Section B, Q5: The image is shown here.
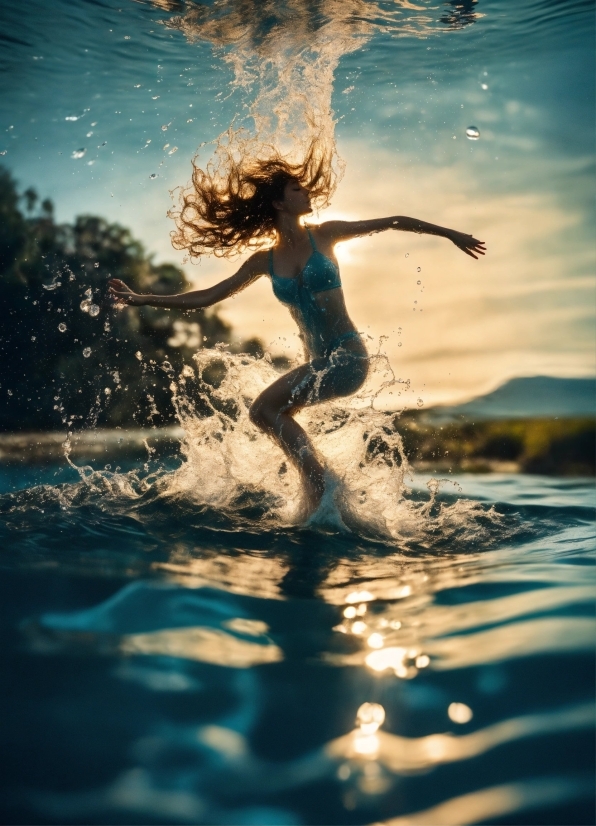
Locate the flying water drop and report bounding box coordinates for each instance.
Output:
[71,148,86,159]
[58,323,67,332]
[88,304,100,317]
[80,299,91,313]
[83,347,91,358]
[466,126,480,140]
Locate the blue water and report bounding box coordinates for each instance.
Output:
[1,0,595,822]
[0,457,594,824]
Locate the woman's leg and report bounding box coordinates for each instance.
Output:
[249,348,368,513]
[249,363,327,510]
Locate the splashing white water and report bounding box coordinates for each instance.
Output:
[163,0,450,168]
[154,346,501,542]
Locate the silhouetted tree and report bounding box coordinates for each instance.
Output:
[0,167,256,431]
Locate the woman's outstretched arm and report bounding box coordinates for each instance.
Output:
[108,251,268,309]
[319,217,486,259]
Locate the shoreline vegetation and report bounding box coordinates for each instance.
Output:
[0,167,271,434]
[0,415,593,477]
[1,168,593,477]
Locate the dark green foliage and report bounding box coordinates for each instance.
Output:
[0,167,251,431]
[397,414,595,476]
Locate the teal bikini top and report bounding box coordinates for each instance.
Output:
[269,228,342,357]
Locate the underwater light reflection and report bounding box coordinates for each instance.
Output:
[121,624,282,667]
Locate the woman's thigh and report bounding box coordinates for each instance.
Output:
[252,351,368,419]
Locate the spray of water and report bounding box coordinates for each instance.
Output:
[164,1,441,157]
[141,343,501,543]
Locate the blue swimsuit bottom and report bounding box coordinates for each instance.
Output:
[269,229,368,403]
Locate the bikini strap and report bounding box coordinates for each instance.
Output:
[306,227,317,251]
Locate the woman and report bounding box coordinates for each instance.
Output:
[109,150,485,515]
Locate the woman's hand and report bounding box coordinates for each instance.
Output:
[108,278,146,307]
[446,230,486,259]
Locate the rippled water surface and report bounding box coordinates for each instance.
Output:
[0,455,594,824]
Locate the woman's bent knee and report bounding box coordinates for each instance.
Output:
[249,397,278,430]
[249,395,292,432]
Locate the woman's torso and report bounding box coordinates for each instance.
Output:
[268,228,361,359]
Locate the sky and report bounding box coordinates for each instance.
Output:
[1,0,594,407]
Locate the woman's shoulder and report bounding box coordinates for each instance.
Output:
[243,248,270,274]
[305,221,345,242]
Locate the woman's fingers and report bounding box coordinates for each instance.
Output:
[108,278,130,290]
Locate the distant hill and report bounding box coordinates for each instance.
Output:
[429,376,596,421]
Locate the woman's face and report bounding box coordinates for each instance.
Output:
[276,180,312,216]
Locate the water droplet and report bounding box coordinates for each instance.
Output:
[152,96,160,100]
[161,124,168,131]
[94,262,99,268]
[86,131,94,138]
[88,304,100,317]
[168,146,178,155]
[31,335,36,341]
[149,173,157,179]
[466,126,480,140]
[0,151,7,156]
[417,280,421,285]
[124,35,131,40]
[417,267,421,272]
[398,342,402,346]
[417,398,424,407]
[481,83,488,90]
[104,387,111,395]
[80,299,91,313]
[83,347,91,358]
[71,148,86,159]
[187,118,193,123]
[405,253,409,258]
[135,351,143,361]
[85,288,92,298]
[65,115,80,122]
[58,323,67,332]
[162,143,170,150]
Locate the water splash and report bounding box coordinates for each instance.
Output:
[161,0,462,177]
[149,346,505,544]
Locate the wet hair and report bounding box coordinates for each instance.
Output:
[170,139,337,259]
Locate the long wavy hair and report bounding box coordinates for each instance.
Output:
[170,138,339,259]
